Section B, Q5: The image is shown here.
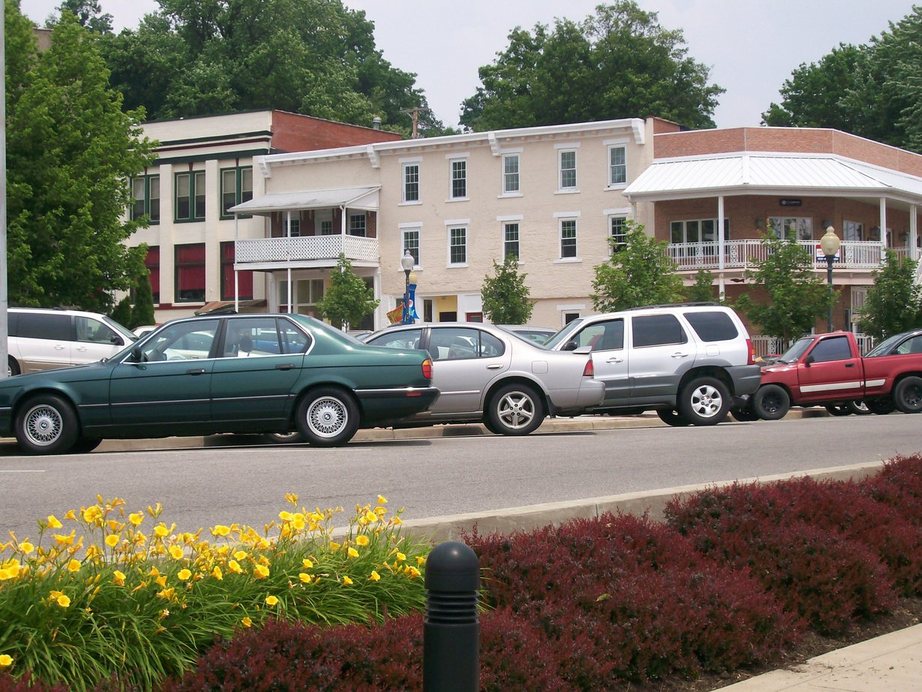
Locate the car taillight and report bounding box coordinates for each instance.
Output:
[746,338,756,366]
[421,358,433,380]
[582,358,594,377]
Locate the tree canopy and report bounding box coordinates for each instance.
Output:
[763,7,922,151]
[857,252,922,340]
[480,258,534,325]
[83,0,451,136]
[591,222,685,312]
[316,255,379,330]
[5,3,154,312]
[460,1,723,131]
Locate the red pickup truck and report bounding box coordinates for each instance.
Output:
[736,330,922,420]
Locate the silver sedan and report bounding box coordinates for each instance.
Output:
[364,322,604,435]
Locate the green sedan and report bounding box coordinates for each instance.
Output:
[0,314,438,454]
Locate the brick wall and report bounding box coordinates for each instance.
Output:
[271,110,402,152]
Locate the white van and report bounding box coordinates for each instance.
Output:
[7,308,137,375]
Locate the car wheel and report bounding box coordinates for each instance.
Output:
[15,394,80,455]
[678,377,731,425]
[893,376,922,413]
[8,357,20,377]
[657,408,691,426]
[71,437,102,453]
[866,398,896,415]
[729,407,760,422]
[481,416,501,435]
[752,384,790,420]
[824,403,852,416]
[848,401,871,415]
[296,388,360,447]
[487,383,545,435]
[262,431,305,444]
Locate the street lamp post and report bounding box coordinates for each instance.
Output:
[401,250,415,324]
[819,226,841,332]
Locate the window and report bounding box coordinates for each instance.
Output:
[809,336,852,363]
[145,246,160,304]
[174,243,206,303]
[632,314,687,347]
[320,220,333,235]
[608,145,626,186]
[843,219,864,241]
[502,154,520,194]
[504,222,520,261]
[768,216,812,241]
[349,214,367,237]
[559,150,577,191]
[560,219,577,259]
[450,159,467,199]
[221,317,310,357]
[610,216,627,253]
[671,219,730,244]
[427,327,505,361]
[571,319,624,351]
[369,329,423,351]
[220,166,253,218]
[402,162,420,202]
[12,313,72,340]
[448,226,467,265]
[683,311,738,342]
[402,228,420,265]
[131,175,160,223]
[284,218,301,237]
[175,171,206,222]
[278,279,324,315]
[76,316,119,344]
[141,319,219,362]
[220,241,254,301]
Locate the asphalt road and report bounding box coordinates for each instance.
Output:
[1,414,919,541]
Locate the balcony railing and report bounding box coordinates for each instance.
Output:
[235,235,379,267]
[667,239,886,272]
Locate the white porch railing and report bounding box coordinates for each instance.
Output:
[750,333,876,358]
[235,235,379,266]
[668,240,886,272]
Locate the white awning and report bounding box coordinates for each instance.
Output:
[624,153,922,203]
[229,186,380,215]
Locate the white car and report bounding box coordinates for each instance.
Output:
[365,322,604,435]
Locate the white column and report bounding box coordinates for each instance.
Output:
[717,195,726,301]
[880,197,888,247]
[911,205,918,261]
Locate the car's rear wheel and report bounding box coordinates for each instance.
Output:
[866,398,896,415]
[262,431,305,444]
[296,388,360,447]
[893,376,922,413]
[657,408,691,426]
[849,401,871,415]
[15,394,79,455]
[678,377,730,425]
[752,384,790,420]
[824,403,852,416]
[71,437,103,453]
[729,406,760,422]
[8,357,20,377]
[487,383,545,435]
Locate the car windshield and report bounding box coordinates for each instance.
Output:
[865,333,905,357]
[542,319,585,350]
[776,337,813,364]
[103,315,138,342]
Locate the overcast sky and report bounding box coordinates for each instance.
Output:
[18,0,919,129]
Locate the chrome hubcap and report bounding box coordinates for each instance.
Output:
[24,405,62,446]
[497,392,535,430]
[307,397,347,438]
[691,385,723,418]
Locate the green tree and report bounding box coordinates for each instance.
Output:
[316,255,379,330]
[686,269,716,303]
[99,0,449,136]
[460,1,723,131]
[55,0,112,33]
[5,7,154,312]
[130,262,157,329]
[111,295,133,328]
[481,257,534,324]
[591,222,684,312]
[734,235,835,347]
[857,251,922,340]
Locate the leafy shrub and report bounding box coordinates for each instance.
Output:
[863,454,922,528]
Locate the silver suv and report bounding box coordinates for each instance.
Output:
[7,308,136,376]
[543,304,760,425]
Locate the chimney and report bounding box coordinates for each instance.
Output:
[372,117,382,130]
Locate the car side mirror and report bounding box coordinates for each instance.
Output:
[804,354,814,367]
[572,345,592,355]
[129,346,144,363]
[112,335,123,345]
[562,340,579,352]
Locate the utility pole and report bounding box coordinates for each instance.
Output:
[402,106,430,139]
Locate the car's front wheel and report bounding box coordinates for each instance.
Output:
[657,408,691,426]
[729,406,760,422]
[752,384,790,420]
[893,376,922,413]
[678,377,730,425]
[866,398,896,415]
[296,388,360,447]
[487,383,545,435]
[15,394,80,455]
[8,357,20,377]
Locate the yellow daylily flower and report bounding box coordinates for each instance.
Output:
[177,569,192,581]
[241,616,253,628]
[377,495,388,504]
[211,566,223,580]
[395,552,406,563]
[228,560,244,575]
[18,541,35,555]
[265,595,279,606]
[369,570,381,582]
[50,591,71,608]
[154,524,171,538]
[284,492,299,506]
[46,515,63,529]
[347,547,360,559]
[298,572,312,584]
[254,564,270,579]
[233,550,248,561]
[128,512,144,526]
[341,575,353,586]
[168,545,184,560]
[156,587,175,600]
[0,654,12,668]
[329,541,341,551]
[354,535,370,547]
[113,570,126,586]
[302,558,314,569]
[66,559,81,573]
[105,535,119,548]
[405,566,421,579]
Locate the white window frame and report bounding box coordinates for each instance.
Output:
[501,153,521,196]
[556,214,579,261]
[446,220,469,267]
[348,213,367,237]
[498,214,523,262]
[557,148,578,192]
[448,156,468,200]
[843,219,864,241]
[607,144,627,187]
[401,223,421,267]
[609,215,628,254]
[768,216,812,241]
[401,160,421,204]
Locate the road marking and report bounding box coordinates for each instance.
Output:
[0,469,46,473]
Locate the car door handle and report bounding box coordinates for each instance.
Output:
[606,357,624,363]
[186,368,207,376]
[670,352,690,358]
[486,364,503,369]
[275,363,295,370]
[55,345,66,351]
[845,363,855,368]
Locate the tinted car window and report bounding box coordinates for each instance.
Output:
[368,329,423,350]
[893,335,922,355]
[632,314,686,347]
[76,316,121,344]
[427,327,504,361]
[223,317,281,357]
[279,320,311,354]
[683,311,738,342]
[809,336,852,363]
[479,331,504,357]
[141,320,219,361]
[12,313,73,340]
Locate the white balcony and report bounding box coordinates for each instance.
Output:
[235,235,379,270]
[667,239,887,272]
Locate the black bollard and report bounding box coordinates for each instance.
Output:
[423,540,480,692]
